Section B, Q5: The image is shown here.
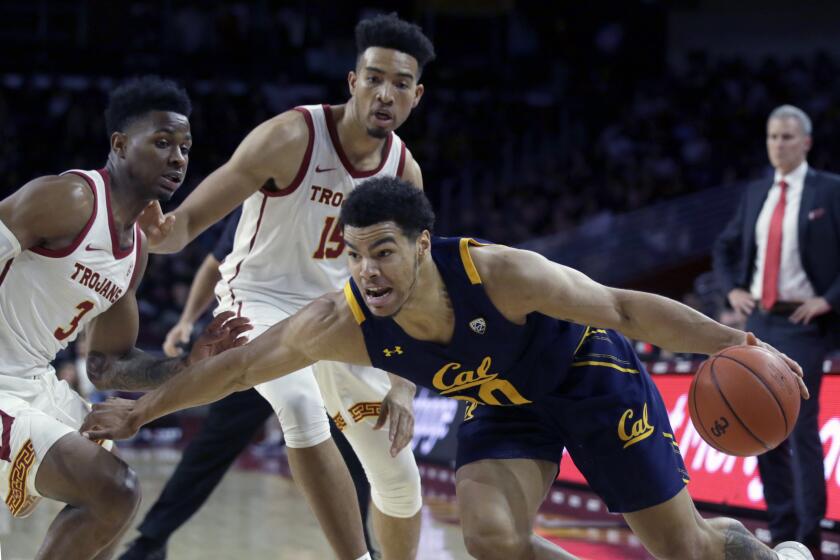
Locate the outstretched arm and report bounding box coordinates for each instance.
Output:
[473,245,807,396]
[86,239,251,390]
[82,293,370,439]
[143,111,310,253]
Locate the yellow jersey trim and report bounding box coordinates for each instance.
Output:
[459,238,488,285]
[343,282,366,325]
[573,326,591,355]
[571,360,639,374]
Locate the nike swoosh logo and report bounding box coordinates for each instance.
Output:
[315,165,336,173]
[85,244,107,252]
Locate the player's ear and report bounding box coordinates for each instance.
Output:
[110,132,128,158]
[411,83,424,109]
[417,230,431,257]
[348,70,357,96]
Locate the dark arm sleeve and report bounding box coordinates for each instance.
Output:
[211,207,241,261]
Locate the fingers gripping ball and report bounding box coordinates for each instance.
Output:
[688,345,801,456]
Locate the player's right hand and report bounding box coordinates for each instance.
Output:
[163,321,193,357]
[81,397,141,441]
[727,288,755,316]
[138,201,176,249]
[744,332,809,400]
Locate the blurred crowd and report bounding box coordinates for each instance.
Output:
[3,2,840,368]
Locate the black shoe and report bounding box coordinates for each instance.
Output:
[119,536,166,560]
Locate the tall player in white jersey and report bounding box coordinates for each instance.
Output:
[140,14,434,560]
[0,76,248,560]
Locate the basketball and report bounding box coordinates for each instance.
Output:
[688,345,801,457]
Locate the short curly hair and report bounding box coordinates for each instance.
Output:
[104,75,192,135]
[340,176,435,239]
[355,13,436,76]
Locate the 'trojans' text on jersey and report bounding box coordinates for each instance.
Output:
[70,263,124,303]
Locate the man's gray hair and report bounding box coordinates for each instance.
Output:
[768,104,812,136]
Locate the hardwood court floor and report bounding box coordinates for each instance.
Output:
[0,447,472,560]
[3,447,834,559]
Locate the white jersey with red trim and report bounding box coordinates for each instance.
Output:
[216,104,407,312]
[0,169,140,378]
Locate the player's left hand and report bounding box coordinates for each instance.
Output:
[789,297,831,325]
[375,380,416,457]
[744,332,809,400]
[81,397,141,441]
[186,311,253,366]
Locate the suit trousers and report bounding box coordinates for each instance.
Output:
[746,310,829,544]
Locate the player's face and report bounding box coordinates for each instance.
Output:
[116,111,191,202]
[348,47,425,139]
[344,222,427,317]
[766,116,811,175]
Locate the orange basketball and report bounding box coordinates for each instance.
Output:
[688,345,801,457]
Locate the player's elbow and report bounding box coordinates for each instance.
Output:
[86,364,115,391]
[85,352,117,390]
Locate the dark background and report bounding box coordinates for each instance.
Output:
[3,0,840,346]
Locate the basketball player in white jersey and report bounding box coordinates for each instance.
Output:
[0,76,248,559]
[140,14,434,560]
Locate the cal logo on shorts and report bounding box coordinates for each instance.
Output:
[617,402,654,449]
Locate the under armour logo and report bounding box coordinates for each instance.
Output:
[383,346,403,357]
[469,318,486,335]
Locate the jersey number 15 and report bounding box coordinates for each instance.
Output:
[313,216,345,259]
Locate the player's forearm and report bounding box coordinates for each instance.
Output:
[148,214,191,254]
[613,289,745,355]
[87,349,188,391]
[127,347,248,430]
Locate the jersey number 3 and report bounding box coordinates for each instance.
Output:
[54,300,95,341]
[313,216,345,259]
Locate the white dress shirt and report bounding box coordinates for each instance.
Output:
[750,160,816,302]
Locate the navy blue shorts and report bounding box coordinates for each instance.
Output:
[456,327,689,513]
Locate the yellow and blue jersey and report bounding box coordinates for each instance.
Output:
[345,237,689,513]
[346,237,587,417]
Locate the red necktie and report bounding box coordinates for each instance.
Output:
[761,180,788,310]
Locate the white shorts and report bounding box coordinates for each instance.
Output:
[220,301,392,429]
[220,301,422,517]
[0,371,109,517]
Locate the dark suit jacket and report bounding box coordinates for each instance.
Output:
[713,166,840,326]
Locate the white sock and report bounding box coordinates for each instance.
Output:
[354,554,372,560]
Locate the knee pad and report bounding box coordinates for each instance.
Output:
[369,449,422,518]
[255,371,330,448]
[345,425,422,518]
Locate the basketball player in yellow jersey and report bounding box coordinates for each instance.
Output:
[86,178,814,560]
[138,14,434,560]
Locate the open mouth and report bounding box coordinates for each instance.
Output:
[159,173,182,191]
[372,110,393,124]
[364,286,393,306]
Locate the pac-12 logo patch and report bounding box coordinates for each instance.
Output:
[469,317,486,335]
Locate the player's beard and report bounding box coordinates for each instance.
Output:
[366,126,389,139]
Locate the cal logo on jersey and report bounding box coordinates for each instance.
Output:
[617,402,654,449]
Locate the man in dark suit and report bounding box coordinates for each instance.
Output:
[714,104,840,558]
